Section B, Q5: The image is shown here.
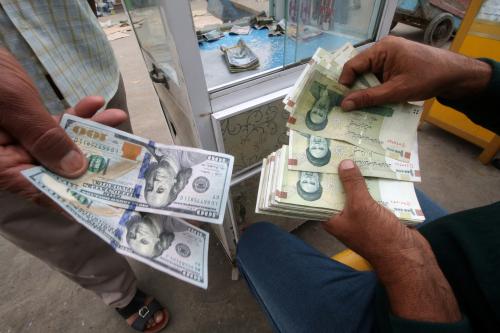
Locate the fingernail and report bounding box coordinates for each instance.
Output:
[340,160,355,170]
[343,100,356,111]
[60,150,86,174]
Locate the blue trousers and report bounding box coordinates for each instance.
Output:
[236,190,447,333]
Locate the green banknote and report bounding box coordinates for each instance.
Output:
[286,62,421,161]
[284,46,422,162]
[288,130,421,182]
[256,153,331,220]
[283,44,378,113]
[56,115,233,224]
[22,167,209,289]
[271,147,425,224]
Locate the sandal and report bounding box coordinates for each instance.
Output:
[116,289,169,333]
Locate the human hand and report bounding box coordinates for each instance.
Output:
[0,96,128,206]
[321,159,425,267]
[323,160,461,323]
[339,36,492,110]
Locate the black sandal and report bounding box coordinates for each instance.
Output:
[116,289,169,333]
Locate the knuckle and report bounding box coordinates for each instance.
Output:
[341,172,364,185]
[30,127,72,158]
[357,91,374,107]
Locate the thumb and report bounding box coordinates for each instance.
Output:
[28,121,87,178]
[322,160,370,236]
[338,160,372,205]
[340,80,401,111]
[0,50,86,177]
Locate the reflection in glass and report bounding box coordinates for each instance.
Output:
[192,0,384,90]
[127,1,180,85]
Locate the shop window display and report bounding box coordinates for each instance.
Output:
[192,0,384,90]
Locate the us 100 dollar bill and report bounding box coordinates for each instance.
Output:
[288,130,421,182]
[58,115,233,224]
[22,167,209,289]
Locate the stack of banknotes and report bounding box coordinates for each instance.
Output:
[256,43,425,225]
[221,39,260,72]
[22,115,234,288]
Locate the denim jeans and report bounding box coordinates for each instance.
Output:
[236,189,447,333]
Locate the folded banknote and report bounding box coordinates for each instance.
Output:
[284,45,422,162]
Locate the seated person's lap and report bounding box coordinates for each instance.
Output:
[237,191,445,332]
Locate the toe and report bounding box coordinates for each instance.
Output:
[154,310,164,324]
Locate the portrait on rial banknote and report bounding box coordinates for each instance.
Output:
[306,135,331,167]
[297,171,323,201]
[305,81,343,131]
[126,213,190,259]
[144,148,207,209]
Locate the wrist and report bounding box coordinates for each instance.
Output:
[372,232,433,285]
[439,57,492,100]
[371,231,462,323]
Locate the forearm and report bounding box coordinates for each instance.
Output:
[437,56,492,101]
[437,58,499,134]
[371,229,462,323]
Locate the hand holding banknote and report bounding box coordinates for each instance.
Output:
[322,159,427,267]
[323,159,462,323]
[0,80,127,206]
[338,36,492,110]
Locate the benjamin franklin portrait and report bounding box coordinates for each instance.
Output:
[126,213,189,259]
[296,171,323,201]
[306,135,331,167]
[305,82,343,131]
[143,148,206,209]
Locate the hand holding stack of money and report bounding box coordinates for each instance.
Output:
[22,115,234,288]
[256,43,425,225]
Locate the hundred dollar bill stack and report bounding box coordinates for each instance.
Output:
[256,43,426,225]
[21,115,235,288]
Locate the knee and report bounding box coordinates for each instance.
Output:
[237,222,281,261]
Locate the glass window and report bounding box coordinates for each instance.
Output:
[126,0,182,86]
[191,0,385,90]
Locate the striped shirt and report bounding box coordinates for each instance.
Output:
[0,0,119,114]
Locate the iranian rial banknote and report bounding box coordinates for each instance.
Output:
[221,39,259,72]
[257,147,425,224]
[255,155,331,220]
[288,130,421,182]
[283,45,379,114]
[22,167,209,289]
[284,46,422,162]
[58,115,233,224]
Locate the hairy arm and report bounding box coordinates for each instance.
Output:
[323,161,462,323]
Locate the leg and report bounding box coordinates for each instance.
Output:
[237,222,378,333]
[0,190,137,308]
[415,188,448,224]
